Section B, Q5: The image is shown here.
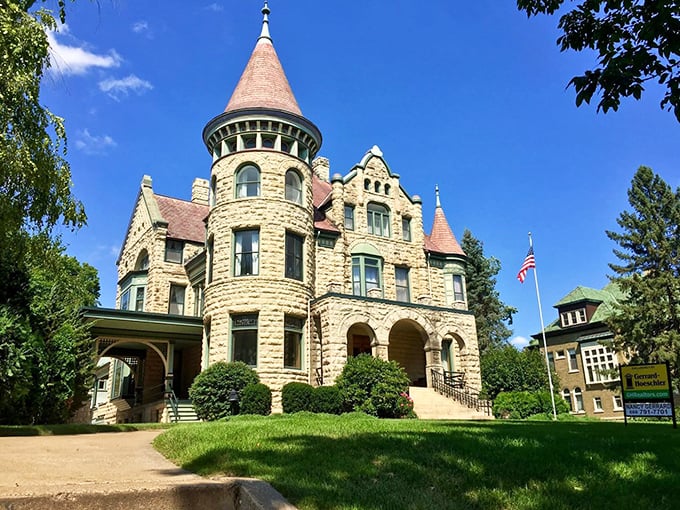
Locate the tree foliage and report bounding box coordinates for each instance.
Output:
[0,234,100,424]
[0,0,85,240]
[336,355,410,418]
[481,344,555,400]
[606,166,680,390]
[517,1,680,121]
[461,229,517,354]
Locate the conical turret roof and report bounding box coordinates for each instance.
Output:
[427,186,465,256]
[224,3,302,116]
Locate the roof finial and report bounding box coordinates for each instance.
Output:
[435,184,441,208]
[259,1,271,41]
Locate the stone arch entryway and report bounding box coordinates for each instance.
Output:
[388,319,427,386]
[346,323,376,357]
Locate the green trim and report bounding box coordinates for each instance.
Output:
[311,292,475,316]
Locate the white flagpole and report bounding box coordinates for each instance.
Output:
[529,232,557,420]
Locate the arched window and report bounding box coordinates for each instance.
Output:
[374,181,381,193]
[364,178,371,190]
[135,250,149,271]
[562,389,572,412]
[573,387,584,412]
[367,203,390,237]
[285,169,303,204]
[351,243,383,297]
[235,165,260,198]
[209,175,217,207]
[384,183,391,195]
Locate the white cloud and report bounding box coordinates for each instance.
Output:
[75,129,117,155]
[509,336,531,350]
[204,3,223,12]
[131,21,153,38]
[47,25,122,76]
[98,74,153,101]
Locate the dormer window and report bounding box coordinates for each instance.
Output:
[560,308,587,327]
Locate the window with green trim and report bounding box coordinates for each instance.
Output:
[234,229,259,276]
[344,205,355,230]
[235,165,260,198]
[285,170,303,204]
[284,316,304,369]
[285,232,303,280]
[395,267,410,302]
[352,255,382,296]
[231,313,258,366]
[367,203,390,237]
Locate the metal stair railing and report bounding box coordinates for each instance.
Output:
[431,369,493,416]
[164,383,180,423]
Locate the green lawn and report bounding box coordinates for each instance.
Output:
[153,413,680,510]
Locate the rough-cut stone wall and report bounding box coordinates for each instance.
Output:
[205,149,315,411]
[312,294,480,391]
[315,155,431,303]
[117,184,202,316]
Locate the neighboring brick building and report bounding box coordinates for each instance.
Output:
[84,4,480,422]
[532,283,626,419]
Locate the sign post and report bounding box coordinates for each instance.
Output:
[619,362,676,428]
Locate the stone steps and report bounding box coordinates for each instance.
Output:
[171,400,200,422]
[409,386,494,420]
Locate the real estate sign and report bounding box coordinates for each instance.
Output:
[619,362,676,428]
[621,363,671,400]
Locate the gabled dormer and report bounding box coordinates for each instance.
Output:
[552,284,621,329]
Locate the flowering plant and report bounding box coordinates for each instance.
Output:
[396,392,415,418]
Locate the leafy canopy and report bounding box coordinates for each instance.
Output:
[517,1,680,121]
[481,344,555,400]
[606,166,680,389]
[0,0,85,239]
[461,229,517,354]
[0,234,100,425]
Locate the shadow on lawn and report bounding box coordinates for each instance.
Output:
[179,420,680,510]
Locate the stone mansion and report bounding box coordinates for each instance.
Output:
[84,3,481,422]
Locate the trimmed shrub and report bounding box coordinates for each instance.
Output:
[336,354,410,418]
[240,383,272,416]
[311,385,343,414]
[282,382,314,413]
[493,390,568,419]
[189,361,259,421]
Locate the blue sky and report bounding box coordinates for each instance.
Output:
[43,0,679,349]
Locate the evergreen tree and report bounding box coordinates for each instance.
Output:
[606,166,680,390]
[461,229,517,354]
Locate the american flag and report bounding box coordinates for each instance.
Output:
[517,247,535,283]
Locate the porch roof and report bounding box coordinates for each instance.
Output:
[81,307,203,343]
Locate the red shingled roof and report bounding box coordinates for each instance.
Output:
[312,174,339,233]
[155,195,208,243]
[428,207,465,256]
[225,38,302,115]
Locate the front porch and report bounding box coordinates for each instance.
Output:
[83,307,204,424]
[311,292,481,391]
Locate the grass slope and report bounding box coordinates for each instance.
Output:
[154,413,680,510]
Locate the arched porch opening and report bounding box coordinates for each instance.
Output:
[388,319,427,387]
[440,334,465,372]
[346,323,375,358]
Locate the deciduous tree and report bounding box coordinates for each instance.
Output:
[461,229,517,354]
[606,166,680,390]
[0,0,85,240]
[0,235,99,425]
[517,1,680,121]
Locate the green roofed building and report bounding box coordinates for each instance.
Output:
[532,282,626,419]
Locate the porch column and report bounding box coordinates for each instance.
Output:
[372,329,389,360]
[424,336,443,387]
[165,342,175,394]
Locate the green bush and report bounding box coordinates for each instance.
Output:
[336,355,410,418]
[282,382,314,413]
[189,361,259,421]
[240,383,272,416]
[493,390,568,419]
[312,385,343,414]
[481,345,558,400]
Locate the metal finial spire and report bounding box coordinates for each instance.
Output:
[435,184,441,208]
[259,1,271,41]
